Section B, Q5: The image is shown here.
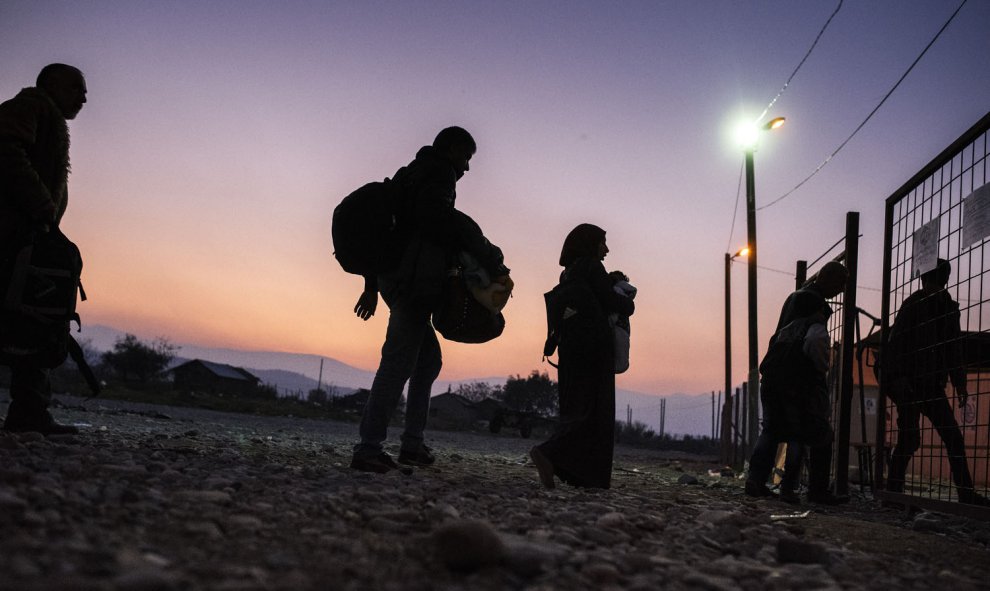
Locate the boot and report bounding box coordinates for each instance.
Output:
[3,400,78,436]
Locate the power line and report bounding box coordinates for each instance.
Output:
[725,161,745,252]
[755,0,844,124]
[758,0,969,211]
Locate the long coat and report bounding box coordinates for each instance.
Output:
[537,256,635,488]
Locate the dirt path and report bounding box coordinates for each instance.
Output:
[1,394,988,590]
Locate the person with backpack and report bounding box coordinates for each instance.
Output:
[348,126,510,473]
[530,224,635,489]
[884,259,988,506]
[744,261,848,505]
[1,64,88,435]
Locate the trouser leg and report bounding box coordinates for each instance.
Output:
[355,302,432,455]
[400,327,442,451]
[4,364,51,430]
[923,397,975,492]
[888,403,921,492]
[748,428,780,486]
[780,441,805,491]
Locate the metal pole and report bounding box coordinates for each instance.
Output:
[745,149,760,454]
[724,252,733,442]
[796,260,807,290]
[835,212,860,496]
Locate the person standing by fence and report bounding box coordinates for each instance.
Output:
[883,258,988,506]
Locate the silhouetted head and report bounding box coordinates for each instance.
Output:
[811,261,848,299]
[37,64,87,120]
[921,258,951,293]
[433,126,475,179]
[559,223,607,267]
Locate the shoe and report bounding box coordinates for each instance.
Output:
[529,446,555,489]
[398,444,435,467]
[807,491,850,505]
[350,452,403,474]
[958,491,990,506]
[3,409,78,436]
[778,488,802,505]
[744,480,774,498]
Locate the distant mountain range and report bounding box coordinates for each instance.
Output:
[78,324,716,437]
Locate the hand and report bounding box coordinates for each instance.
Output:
[354,290,378,321]
[957,387,969,408]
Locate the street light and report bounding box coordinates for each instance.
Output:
[741,116,785,454]
[723,246,748,465]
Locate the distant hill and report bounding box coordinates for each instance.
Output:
[80,324,716,437]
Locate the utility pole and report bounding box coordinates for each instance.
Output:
[316,358,324,393]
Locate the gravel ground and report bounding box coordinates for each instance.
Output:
[2,392,990,591]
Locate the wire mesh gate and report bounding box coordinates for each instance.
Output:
[879,112,990,518]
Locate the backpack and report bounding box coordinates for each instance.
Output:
[331,179,407,276]
[542,276,604,365]
[0,228,100,394]
[758,315,817,389]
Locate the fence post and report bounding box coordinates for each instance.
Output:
[835,212,860,496]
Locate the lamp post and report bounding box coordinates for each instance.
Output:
[740,116,785,453]
[723,247,748,465]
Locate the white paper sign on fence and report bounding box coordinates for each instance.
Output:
[911,218,940,279]
[963,183,990,249]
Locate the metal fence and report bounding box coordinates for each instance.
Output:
[795,212,861,496]
[879,112,990,518]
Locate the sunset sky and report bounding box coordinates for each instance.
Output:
[2,0,988,399]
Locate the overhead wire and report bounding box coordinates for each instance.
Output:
[755,0,844,124]
[725,161,744,252]
[758,0,970,211]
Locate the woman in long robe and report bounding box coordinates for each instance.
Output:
[530,224,635,489]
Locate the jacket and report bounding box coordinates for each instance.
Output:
[0,87,70,255]
[885,288,965,394]
[376,145,508,306]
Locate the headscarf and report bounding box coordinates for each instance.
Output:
[559,223,605,267]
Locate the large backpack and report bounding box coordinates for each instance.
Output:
[758,315,817,390]
[0,228,100,394]
[331,179,407,277]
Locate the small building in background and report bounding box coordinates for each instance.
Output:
[428,392,478,429]
[171,359,260,397]
[334,388,370,412]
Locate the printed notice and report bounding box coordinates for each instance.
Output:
[963,183,990,249]
[912,218,940,279]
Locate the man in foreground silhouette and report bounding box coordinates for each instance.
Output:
[350,127,510,473]
[0,64,88,435]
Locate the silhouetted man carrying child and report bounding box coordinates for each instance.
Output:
[745,261,848,505]
[350,127,510,473]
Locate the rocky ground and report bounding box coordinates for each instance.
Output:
[2,393,990,591]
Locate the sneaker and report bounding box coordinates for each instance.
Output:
[744,480,775,498]
[350,452,403,474]
[807,491,850,505]
[529,446,555,489]
[398,444,435,467]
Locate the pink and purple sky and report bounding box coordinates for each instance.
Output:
[2,1,988,398]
